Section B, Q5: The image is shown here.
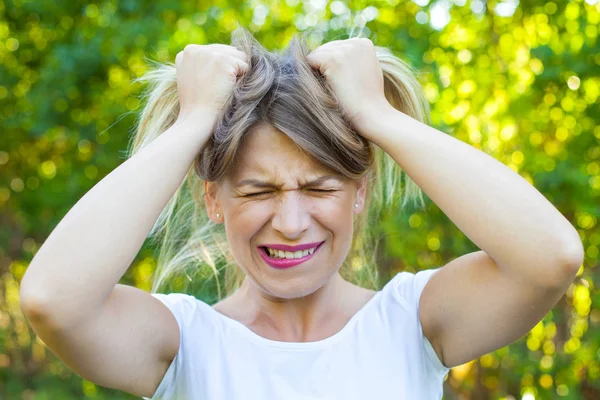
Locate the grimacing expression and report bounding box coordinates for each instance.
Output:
[204,122,367,300]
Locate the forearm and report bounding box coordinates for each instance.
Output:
[368,106,583,285]
[20,113,216,325]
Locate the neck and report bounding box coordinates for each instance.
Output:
[235,272,350,342]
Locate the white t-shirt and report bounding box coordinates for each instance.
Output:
[143,268,450,400]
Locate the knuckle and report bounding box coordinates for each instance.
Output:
[331,51,344,63]
[213,52,228,62]
[184,44,202,54]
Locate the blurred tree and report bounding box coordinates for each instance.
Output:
[1,0,598,399]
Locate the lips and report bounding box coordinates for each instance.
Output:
[258,241,325,269]
[259,241,325,252]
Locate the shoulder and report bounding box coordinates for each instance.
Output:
[151,292,216,327]
[150,292,223,355]
[151,292,198,311]
[385,267,443,311]
[385,268,451,374]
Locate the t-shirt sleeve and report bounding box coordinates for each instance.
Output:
[390,267,451,376]
[142,292,196,400]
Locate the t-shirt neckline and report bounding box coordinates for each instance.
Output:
[207,289,384,350]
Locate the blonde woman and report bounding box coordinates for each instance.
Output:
[20,27,583,399]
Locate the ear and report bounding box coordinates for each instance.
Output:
[353,175,368,214]
[204,180,222,223]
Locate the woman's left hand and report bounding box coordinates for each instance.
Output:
[306,38,390,139]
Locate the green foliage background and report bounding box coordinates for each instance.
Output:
[1,0,598,399]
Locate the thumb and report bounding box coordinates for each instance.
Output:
[306,51,328,76]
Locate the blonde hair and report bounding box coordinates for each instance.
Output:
[126,26,429,301]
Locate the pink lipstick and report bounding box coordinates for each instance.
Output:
[258,241,325,269]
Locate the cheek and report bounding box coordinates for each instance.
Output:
[315,197,354,216]
[224,203,273,243]
[307,200,355,235]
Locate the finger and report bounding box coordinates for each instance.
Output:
[312,39,344,50]
[305,51,328,74]
[234,49,249,62]
[232,57,250,77]
[222,48,249,64]
[184,44,247,61]
[209,44,249,59]
[238,61,250,76]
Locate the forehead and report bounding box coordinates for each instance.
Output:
[229,122,333,180]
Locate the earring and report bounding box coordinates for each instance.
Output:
[216,213,221,218]
[354,203,358,208]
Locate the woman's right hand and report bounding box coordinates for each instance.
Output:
[175,44,249,124]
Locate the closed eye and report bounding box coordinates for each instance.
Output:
[244,189,337,197]
[244,191,272,197]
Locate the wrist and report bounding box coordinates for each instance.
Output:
[170,110,219,150]
[176,108,219,129]
[351,100,398,144]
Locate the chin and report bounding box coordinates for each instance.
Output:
[263,280,321,300]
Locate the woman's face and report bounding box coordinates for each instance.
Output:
[204,122,367,300]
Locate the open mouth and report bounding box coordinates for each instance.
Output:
[258,241,325,269]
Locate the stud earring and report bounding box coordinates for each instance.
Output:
[354,203,358,208]
[216,213,221,218]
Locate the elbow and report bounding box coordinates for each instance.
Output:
[547,235,585,288]
[20,269,99,330]
[20,284,74,345]
[560,227,584,269]
[20,285,75,332]
[20,267,59,324]
[560,238,584,274]
[20,280,51,322]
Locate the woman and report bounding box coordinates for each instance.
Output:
[19,27,583,399]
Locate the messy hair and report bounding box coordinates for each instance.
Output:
[126,26,429,301]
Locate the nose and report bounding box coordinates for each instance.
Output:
[271,190,311,240]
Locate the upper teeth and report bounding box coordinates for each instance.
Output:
[265,247,317,259]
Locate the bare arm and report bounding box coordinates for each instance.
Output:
[363,105,583,369]
[20,114,213,323]
[305,37,583,369]
[19,112,216,397]
[368,106,583,285]
[18,42,249,397]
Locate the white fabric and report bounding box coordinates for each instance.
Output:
[143,268,450,400]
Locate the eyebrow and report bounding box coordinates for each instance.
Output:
[234,175,344,189]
